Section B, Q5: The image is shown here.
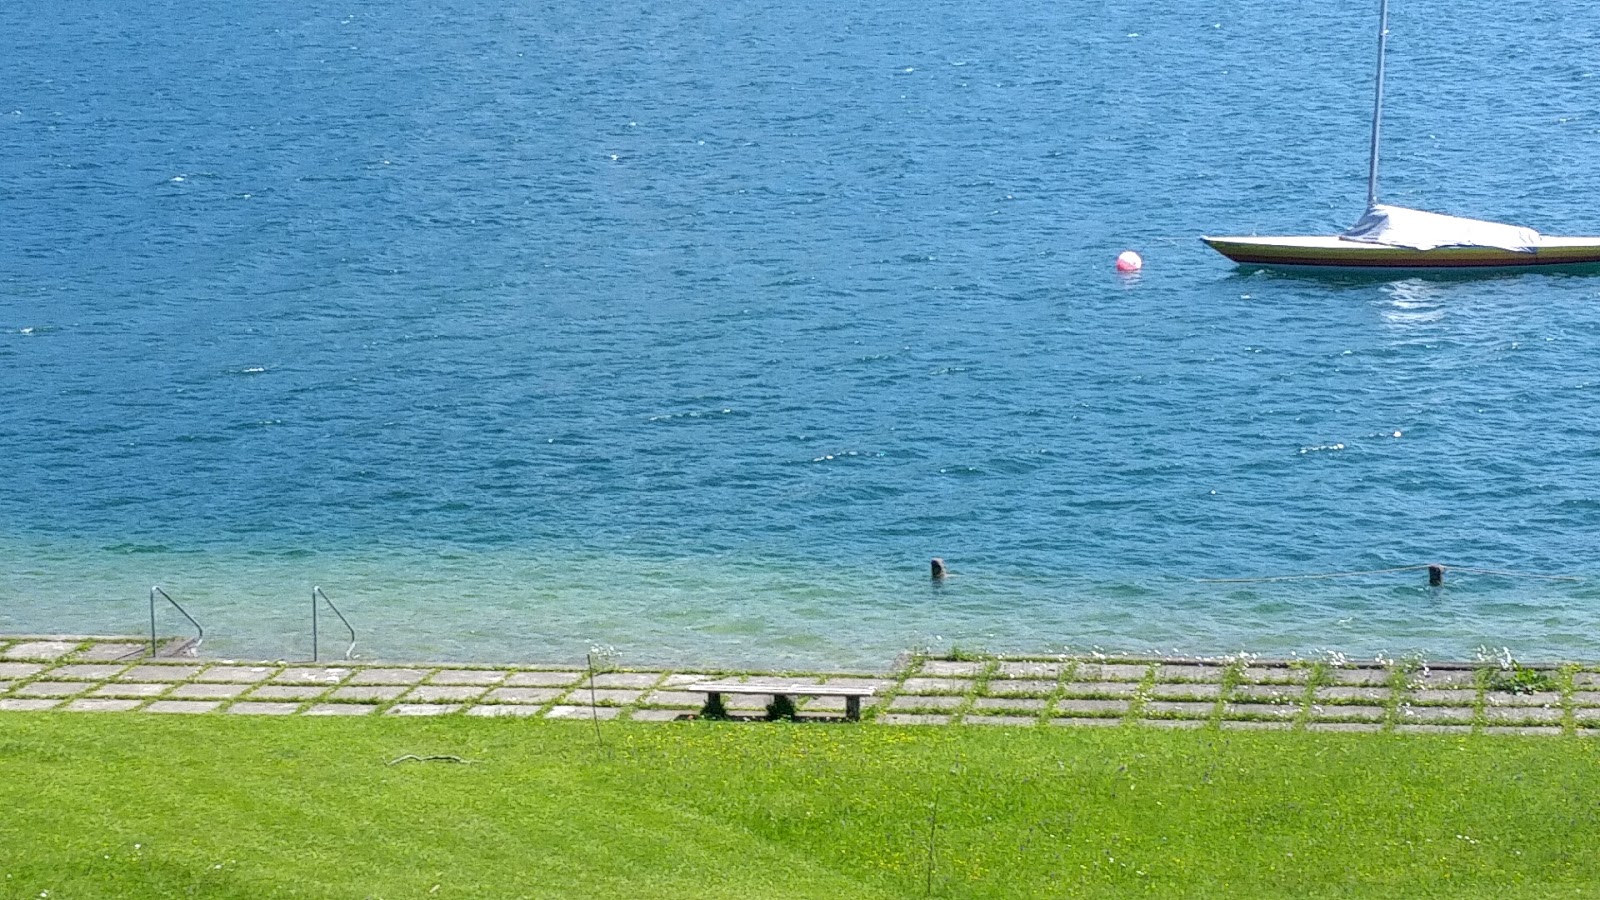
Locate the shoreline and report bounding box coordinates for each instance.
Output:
[2,633,1592,734]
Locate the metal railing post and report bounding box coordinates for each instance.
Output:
[149,586,203,656]
[311,585,356,662]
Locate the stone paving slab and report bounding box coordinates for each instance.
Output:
[583,672,659,689]
[1223,703,1297,720]
[1414,669,1477,688]
[899,678,971,695]
[1140,718,1207,729]
[1230,684,1302,703]
[994,661,1066,679]
[121,665,201,682]
[972,696,1046,713]
[195,666,277,683]
[1050,716,1123,728]
[1056,698,1127,716]
[1484,705,1563,724]
[229,702,302,716]
[1327,668,1391,685]
[0,698,62,711]
[429,669,507,686]
[305,703,378,716]
[66,698,144,712]
[1305,721,1384,732]
[169,683,249,699]
[51,664,128,680]
[986,679,1056,697]
[16,681,92,698]
[963,715,1037,727]
[1484,692,1561,707]
[74,642,146,662]
[248,685,327,701]
[889,695,963,711]
[878,713,951,725]
[1149,682,1222,700]
[1395,723,1475,734]
[1074,663,1149,681]
[2,641,78,661]
[1397,705,1476,724]
[146,701,221,714]
[1482,725,1564,736]
[627,708,690,722]
[1155,664,1226,682]
[0,681,10,693]
[1309,704,1386,722]
[1571,691,1600,706]
[1407,689,1475,705]
[348,668,428,685]
[641,690,702,707]
[1143,701,1214,718]
[545,705,620,720]
[1219,719,1293,730]
[388,704,461,716]
[331,685,409,702]
[92,683,170,698]
[0,663,45,679]
[407,685,488,703]
[1316,686,1391,703]
[1574,672,1600,688]
[274,667,351,685]
[919,661,985,677]
[504,671,583,687]
[1060,681,1140,698]
[483,687,564,704]
[577,688,646,705]
[1240,666,1306,684]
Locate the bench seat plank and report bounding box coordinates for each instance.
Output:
[687,682,875,697]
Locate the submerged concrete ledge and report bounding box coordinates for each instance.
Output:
[1,634,1594,734]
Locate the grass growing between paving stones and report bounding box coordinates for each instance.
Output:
[4,716,1600,899]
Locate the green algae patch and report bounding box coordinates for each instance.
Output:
[2,715,1599,898]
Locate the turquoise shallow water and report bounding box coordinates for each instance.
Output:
[4,0,1600,667]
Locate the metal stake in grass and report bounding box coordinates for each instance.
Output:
[586,653,604,752]
[924,795,938,897]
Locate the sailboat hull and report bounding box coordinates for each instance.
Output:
[1202,235,1600,273]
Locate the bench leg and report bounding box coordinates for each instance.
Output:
[845,695,861,722]
[700,691,728,720]
[766,693,797,721]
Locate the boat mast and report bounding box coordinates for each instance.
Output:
[1365,0,1389,210]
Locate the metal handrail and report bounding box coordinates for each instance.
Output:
[312,585,356,662]
[149,586,203,656]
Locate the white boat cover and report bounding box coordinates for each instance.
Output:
[1341,204,1541,252]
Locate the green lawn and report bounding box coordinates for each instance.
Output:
[3,715,1598,898]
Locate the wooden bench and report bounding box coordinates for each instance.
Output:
[688,681,875,722]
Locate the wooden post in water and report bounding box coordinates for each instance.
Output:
[930,558,947,580]
[1428,564,1444,587]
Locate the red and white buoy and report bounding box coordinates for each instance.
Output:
[1115,250,1143,273]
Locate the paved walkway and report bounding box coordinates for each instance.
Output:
[1,635,1595,734]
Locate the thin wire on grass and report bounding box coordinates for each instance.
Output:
[587,653,604,752]
[387,755,475,766]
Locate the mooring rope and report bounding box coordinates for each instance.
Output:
[1195,564,1583,584]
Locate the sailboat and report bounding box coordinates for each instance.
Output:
[1202,0,1600,273]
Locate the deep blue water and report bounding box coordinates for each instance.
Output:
[4,0,1600,667]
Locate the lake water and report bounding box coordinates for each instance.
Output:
[4,0,1600,668]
